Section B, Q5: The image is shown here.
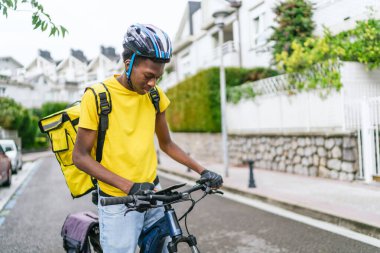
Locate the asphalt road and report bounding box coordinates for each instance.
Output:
[0,156,379,253]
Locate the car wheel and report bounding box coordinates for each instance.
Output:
[12,166,18,175]
[4,167,12,186]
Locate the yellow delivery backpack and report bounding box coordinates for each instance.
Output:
[38,82,161,198]
[38,82,112,198]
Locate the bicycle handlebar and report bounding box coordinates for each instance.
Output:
[100,181,219,207]
[100,195,134,206]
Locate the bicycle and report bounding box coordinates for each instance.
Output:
[100,179,223,253]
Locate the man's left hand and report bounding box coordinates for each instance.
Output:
[200,170,223,188]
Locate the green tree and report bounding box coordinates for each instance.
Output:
[0,97,40,148]
[270,0,315,63]
[40,101,68,117]
[0,97,24,129]
[18,109,39,148]
[0,0,67,37]
[275,18,380,95]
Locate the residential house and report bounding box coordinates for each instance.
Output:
[57,49,88,85]
[0,57,24,82]
[25,49,58,82]
[0,75,36,108]
[56,49,89,101]
[160,0,380,90]
[157,0,380,182]
[0,56,42,108]
[0,45,122,107]
[86,46,120,86]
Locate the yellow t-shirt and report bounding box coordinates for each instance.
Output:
[78,75,170,196]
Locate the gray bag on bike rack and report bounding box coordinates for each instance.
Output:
[138,216,170,253]
[61,211,102,253]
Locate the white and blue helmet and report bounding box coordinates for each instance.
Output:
[123,23,172,62]
[123,23,172,80]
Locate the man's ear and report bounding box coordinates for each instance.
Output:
[124,59,130,69]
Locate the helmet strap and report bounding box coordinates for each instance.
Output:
[125,53,136,91]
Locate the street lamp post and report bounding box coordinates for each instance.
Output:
[213,10,230,177]
[225,0,242,67]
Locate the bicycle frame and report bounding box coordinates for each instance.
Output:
[101,181,222,253]
[164,203,200,253]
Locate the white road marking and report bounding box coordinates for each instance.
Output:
[158,171,380,248]
[0,160,40,212]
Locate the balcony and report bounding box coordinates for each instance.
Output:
[205,40,239,68]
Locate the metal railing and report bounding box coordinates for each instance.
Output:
[212,40,236,59]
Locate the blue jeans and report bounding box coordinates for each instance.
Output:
[98,185,169,253]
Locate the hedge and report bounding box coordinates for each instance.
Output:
[165,67,278,132]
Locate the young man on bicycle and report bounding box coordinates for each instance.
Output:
[73,23,223,253]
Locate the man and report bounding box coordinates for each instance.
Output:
[73,23,223,253]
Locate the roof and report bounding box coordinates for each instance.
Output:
[71,49,88,63]
[0,57,23,68]
[101,46,120,62]
[38,49,55,63]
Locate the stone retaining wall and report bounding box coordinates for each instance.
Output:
[169,132,359,181]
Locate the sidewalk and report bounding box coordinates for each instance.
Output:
[157,152,380,239]
[22,150,52,163]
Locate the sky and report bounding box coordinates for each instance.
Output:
[0,0,191,66]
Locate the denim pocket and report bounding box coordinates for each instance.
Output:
[99,197,127,215]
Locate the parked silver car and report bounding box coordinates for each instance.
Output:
[0,139,22,174]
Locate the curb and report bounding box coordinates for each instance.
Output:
[22,151,53,163]
[158,165,380,240]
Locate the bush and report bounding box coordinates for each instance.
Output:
[276,18,380,94]
[0,97,25,130]
[243,67,279,82]
[18,109,40,149]
[40,101,69,117]
[166,67,279,132]
[0,99,68,149]
[0,97,43,149]
[270,0,315,63]
[227,67,279,103]
[166,68,221,132]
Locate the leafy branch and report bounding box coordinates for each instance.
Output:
[276,18,380,96]
[0,0,67,37]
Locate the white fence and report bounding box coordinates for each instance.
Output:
[227,62,380,182]
[356,98,380,182]
[227,62,380,133]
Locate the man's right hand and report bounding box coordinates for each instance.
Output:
[129,182,155,195]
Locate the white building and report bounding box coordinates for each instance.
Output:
[160,0,380,90]
[86,46,121,85]
[0,57,24,82]
[25,50,58,82]
[0,46,123,108]
[57,49,88,86]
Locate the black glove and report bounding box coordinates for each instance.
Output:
[129,182,155,195]
[200,170,223,188]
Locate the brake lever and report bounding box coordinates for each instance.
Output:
[124,195,155,215]
[214,190,224,195]
[206,187,224,195]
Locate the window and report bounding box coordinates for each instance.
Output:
[179,51,191,78]
[250,12,267,49]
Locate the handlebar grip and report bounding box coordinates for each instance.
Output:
[100,196,134,206]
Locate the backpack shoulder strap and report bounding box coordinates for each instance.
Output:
[85,82,112,163]
[149,87,160,113]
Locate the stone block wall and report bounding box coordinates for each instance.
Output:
[229,134,359,181]
[169,132,359,181]
[169,132,223,163]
